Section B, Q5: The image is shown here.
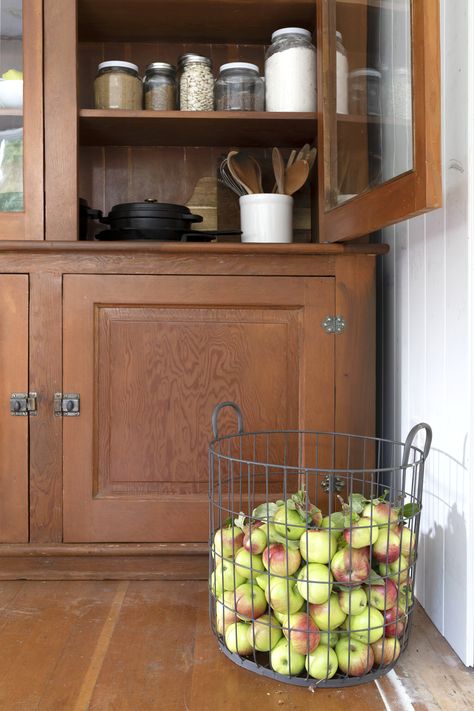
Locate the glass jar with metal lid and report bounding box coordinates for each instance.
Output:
[215,62,264,111]
[265,28,316,112]
[94,61,143,110]
[144,62,177,110]
[178,54,214,111]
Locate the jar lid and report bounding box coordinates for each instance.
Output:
[350,68,382,79]
[271,27,312,42]
[178,53,212,68]
[145,62,176,75]
[98,60,139,73]
[219,62,259,74]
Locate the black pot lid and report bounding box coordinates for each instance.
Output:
[107,200,201,220]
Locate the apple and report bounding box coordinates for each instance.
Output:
[248,613,283,651]
[338,587,368,616]
[2,69,23,81]
[234,582,267,620]
[305,645,338,680]
[270,637,306,676]
[362,502,399,527]
[399,526,416,559]
[384,607,407,638]
[310,593,347,630]
[273,506,305,540]
[296,563,333,604]
[330,547,370,584]
[213,526,244,560]
[243,527,267,555]
[335,638,374,676]
[344,517,379,549]
[372,529,401,564]
[300,530,337,564]
[318,630,340,648]
[234,548,265,579]
[367,579,398,611]
[210,560,245,595]
[215,591,238,635]
[371,637,401,666]
[262,543,301,576]
[379,555,409,585]
[266,578,305,615]
[225,622,253,655]
[321,515,344,533]
[281,612,320,654]
[273,609,287,625]
[343,606,384,644]
[255,572,274,591]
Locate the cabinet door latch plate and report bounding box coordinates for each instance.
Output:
[322,315,346,334]
[10,392,37,416]
[321,475,345,493]
[54,393,80,417]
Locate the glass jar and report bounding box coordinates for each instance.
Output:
[178,54,214,111]
[143,62,177,110]
[215,62,264,111]
[336,31,349,115]
[264,27,316,112]
[349,68,382,116]
[94,61,142,110]
[392,67,412,121]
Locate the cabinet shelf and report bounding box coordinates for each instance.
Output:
[79,110,317,147]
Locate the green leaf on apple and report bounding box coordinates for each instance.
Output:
[401,503,420,519]
[223,516,234,528]
[252,502,279,521]
[348,493,367,514]
[269,531,301,549]
[368,568,385,585]
[234,512,247,530]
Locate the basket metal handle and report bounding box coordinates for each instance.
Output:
[211,402,244,438]
[402,422,433,467]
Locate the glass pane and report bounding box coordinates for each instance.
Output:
[0,0,23,212]
[327,0,413,209]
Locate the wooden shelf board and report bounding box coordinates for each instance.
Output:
[79,110,317,147]
[78,0,316,43]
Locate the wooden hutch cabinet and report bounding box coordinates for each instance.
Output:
[0,0,440,578]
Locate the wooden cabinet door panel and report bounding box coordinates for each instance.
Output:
[0,275,28,541]
[63,275,335,542]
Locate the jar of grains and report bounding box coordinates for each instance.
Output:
[94,61,143,110]
[144,62,177,110]
[178,54,214,111]
[215,62,264,111]
[265,28,316,112]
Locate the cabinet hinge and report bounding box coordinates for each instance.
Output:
[54,393,80,417]
[321,315,346,334]
[10,392,38,416]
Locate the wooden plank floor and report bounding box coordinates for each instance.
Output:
[0,581,472,710]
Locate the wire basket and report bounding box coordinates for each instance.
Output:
[208,402,432,688]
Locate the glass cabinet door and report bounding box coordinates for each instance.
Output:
[0,0,43,240]
[317,0,441,242]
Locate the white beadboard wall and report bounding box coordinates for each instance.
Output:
[378,0,474,665]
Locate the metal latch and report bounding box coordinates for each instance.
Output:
[54,393,80,417]
[10,392,37,416]
[321,475,345,493]
[322,315,346,334]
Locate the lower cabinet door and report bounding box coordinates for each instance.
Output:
[62,275,335,542]
[0,275,29,542]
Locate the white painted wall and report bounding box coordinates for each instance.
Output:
[378,0,474,666]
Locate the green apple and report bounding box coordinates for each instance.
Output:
[273,506,305,540]
[210,559,245,595]
[234,582,267,620]
[399,526,416,559]
[213,526,244,561]
[270,637,305,676]
[215,591,238,635]
[266,578,304,614]
[296,563,333,604]
[335,637,374,676]
[343,606,384,644]
[234,547,265,579]
[305,645,338,680]
[225,622,253,655]
[243,526,267,555]
[371,637,401,666]
[248,613,282,651]
[318,630,340,648]
[379,554,409,585]
[299,529,337,564]
[344,517,379,548]
[338,587,368,615]
[309,593,346,630]
[272,608,287,625]
[2,69,23,81]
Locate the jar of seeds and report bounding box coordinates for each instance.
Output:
[178,54,214,111]
[94,61,143,110]
[144,62,177,110]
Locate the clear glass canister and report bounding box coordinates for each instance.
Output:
[336,31,349,115]
[178,54,214,111]
[265,27,316,112]
[144,62,177,110]
[349,68,382,116]
[215,62,264,111]
[94,61,143,110]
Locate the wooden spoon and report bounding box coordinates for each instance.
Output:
[227,151,253,194]
[244,154,264,193]
[296,143,310,163]
[286,149,297,170]
[285,159,310,196]
[307,147,317,170]
[272,147,285,195]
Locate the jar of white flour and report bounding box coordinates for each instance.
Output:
[265,28,316,112]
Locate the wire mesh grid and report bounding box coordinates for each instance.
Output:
[208,402,432,688]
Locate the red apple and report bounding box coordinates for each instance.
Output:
[367,579,398,611]
[243,526,267,554]
[282,612,320,654]
[234,582,267,620]
[344,518,379,549]
[330,547,371,584]
[213,526,244,560]
[266,578,305,615]
[384,607,406,638]
[371,637,401,666]
[362,502,399,526]
[262,543,301,576]
[248,613,283,651]
[215,591,238,635]
[335,638,374,676]
[372,529,401,564]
